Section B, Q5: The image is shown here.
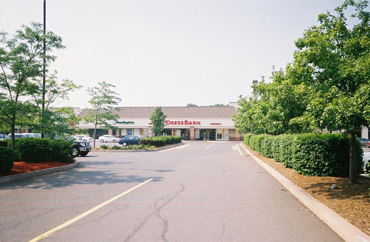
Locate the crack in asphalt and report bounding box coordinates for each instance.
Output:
[124,183,185,242]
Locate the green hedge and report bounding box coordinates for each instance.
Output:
[140,136,182,147]
[0,140,9,147]
[13,138,73,163]
[0,147,16,175]
[244,133,363,177]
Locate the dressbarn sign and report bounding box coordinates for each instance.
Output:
[166,120,201,125]
[149,120,201,126]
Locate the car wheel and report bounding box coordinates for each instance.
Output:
[366,162,370,173]
[123,142,127,147]
[113,139,117,143]
[72,147,79,157]
[100,139,104,143]
[80,152,88,157]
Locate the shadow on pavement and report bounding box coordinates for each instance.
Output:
[0,161,163,190]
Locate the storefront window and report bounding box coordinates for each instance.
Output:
[127,129,132,135]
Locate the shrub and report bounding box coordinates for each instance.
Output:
[260,135,275,158]
[0,147,16,175]
[244,134,253,146]
[276,134,295,168]
[0,140,9,147]
[100,145,109,149]
[244,132,362,177]
[139,136,181,147]
[111,145,122,150]
[292,133,363,176]
[50,139,74,163]
[15,138,52,163]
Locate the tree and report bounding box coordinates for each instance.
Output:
[84,81,121,148]
[0,22,64,148]
[27,71,82,137]
[233,72,312,135]
[288,0,370,183]
[150,106,167,136]
[186,103,198,107]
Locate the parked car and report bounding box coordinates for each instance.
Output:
[118,135,142,147]
[8,133,29,139]
[0,134,9,140]
[71,140,91,157]
[363,151,370,173]
[22,133,40,138]
[75,135,93,142]
[99,135,120,143]
[359,138,370,146]
[365,141,370,148]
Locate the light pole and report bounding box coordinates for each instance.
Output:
[41,0,46,138]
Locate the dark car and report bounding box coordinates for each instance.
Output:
[118,135,142,147]
[68,137,91,157]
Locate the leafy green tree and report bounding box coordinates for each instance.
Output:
[0,22,64,148]
[150,106,167,136]
[84,81,121,148]
[288,0,370,183]
[186,103,198,107]
[233,72,312,135]
[30,71,82,137]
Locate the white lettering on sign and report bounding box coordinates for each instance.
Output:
[165,120,201,125]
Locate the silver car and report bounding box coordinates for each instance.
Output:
[99,135,120,143]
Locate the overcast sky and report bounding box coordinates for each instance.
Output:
[0,0,351,108]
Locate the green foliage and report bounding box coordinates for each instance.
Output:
[15,138,52,163]
[260,135,276,158]
[0,22,64,149]
[244,133,363,177]
[49,139,74,163]
[292,133,363,177]
[237,1,370,183]
[150,107,167,136]
[140,136,181,147]
[111,145,122,150]
[100,145,109,149]
[0,140,9,147]
[84,81,121,148]
[243,134,253,146]
[12,138,73,163]
[0,147,16,175]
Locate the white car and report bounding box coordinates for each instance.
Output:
[99,135,120,143]
[363,151,370,173]
[75,135,93,142]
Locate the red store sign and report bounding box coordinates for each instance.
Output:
[165,120,201,125]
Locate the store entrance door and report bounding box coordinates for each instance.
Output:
[200,129,216,141]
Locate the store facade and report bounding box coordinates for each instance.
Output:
[76,106,242,141]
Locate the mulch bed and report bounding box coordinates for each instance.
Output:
[0,160,74,177]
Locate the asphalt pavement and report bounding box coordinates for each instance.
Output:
[0,141,344,241]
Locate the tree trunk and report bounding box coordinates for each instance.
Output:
[349,130,357,184]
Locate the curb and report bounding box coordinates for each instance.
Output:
[0,161,79,184]
[90,142,186,153]
[240,143,370,242]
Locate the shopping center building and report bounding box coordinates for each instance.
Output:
[76,106,243,141]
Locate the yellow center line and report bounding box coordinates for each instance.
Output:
[29,178,153,242]
[203,144,213,150]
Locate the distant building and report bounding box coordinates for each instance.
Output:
[76,106,243,141]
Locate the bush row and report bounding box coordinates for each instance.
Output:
[0,139,74,175]
[244,133,363,177]
[139,136,182,147]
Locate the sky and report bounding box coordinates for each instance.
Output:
[0,0,353,108]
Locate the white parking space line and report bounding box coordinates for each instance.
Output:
[203,144,213,150]
[28,178,153,242]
